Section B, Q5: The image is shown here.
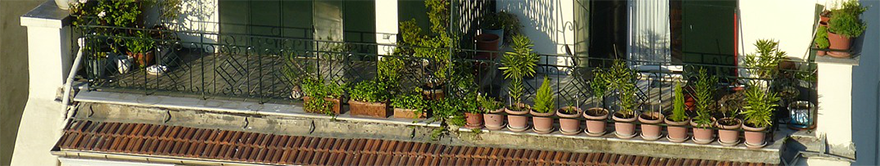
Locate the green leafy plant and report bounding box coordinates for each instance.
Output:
[97,0,143,28]
[815,26,830,49]
[156,0,182,24]
[396,19,423,56]
[829,0,867,38]
[425,0,449,34]
[301,77,344,99]
[590,68,609,107]
[718,90,745,119]
[391,92,429,115]
[414,33,453,84]
[124,30,155,54]
[670,82,687,122]
[533,77,555,113]
[477,94,502,112]
[692,67,718,127]
[609,60,637,117]
[497,11,522,42]
[377,56,404,85]
[349,79,388,103]
[743,39,786,86]
[500,35,538,104]
[742,85,780,128]
[304,96,335,116]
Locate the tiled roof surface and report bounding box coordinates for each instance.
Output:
[56,120,774,166]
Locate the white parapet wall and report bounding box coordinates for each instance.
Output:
[496,0,576,69]
[375,0,398,56]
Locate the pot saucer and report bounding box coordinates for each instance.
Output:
[614,131,638,139]
[744,141,768,149]
[465,124,484,129]
[560,129,581,135]
[692,137,715,144]
[508,124,530,132]
[485,123,507,130]
[533,127,556,134]
[719,139,741,147]
[640,133,664,141]
[666,135,690,143]
[584,130,606,137]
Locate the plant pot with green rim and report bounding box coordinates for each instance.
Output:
[827,0,867,58]
[584,107,609,136]
[391,93,428,119]
[557,106,582,135]
[479,95,505,130]
[531,77,556,134]
[505,103,531,132]
[717,118,742,146]
[638,111,664,141]
[348,80,391,118]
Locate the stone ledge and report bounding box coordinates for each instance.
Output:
[20,0,70,28]
[74,91,784,164]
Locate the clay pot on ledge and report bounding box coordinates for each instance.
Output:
[531,109,556,134]
[349,100,389,118]
[743,123,768,149]
[483,108,506,130]
[583,107,609,136]
[690,118,717,144]
[612,111,638,139]
[303,96,342,115]
[665,116,691,143]
[638,112,664,141]
[557,106,583,135]
[475,33,501,60]
[504,103,531,132]
[128,51,155,68]
[826,31,853,58]
[393,108,426,119]
[717,117,742,146]
[464,112,484,129]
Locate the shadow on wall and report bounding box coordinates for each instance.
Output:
[850,0,880,165]
[630,30,672,65]
[498,0,567,74]
[172,0,218,53]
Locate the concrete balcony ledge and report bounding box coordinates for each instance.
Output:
[74,90,785,164]
[20,0,70,28]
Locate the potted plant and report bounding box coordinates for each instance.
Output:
[414,34,452,101]
[638,105,664,141]
[820,10,831,27]
[609,60,638,139]
[460,92,484,129]
[124,30,155,68]
[666,82,690,143]
[391,90,428,119]
[743,39,786,91]
[691,68,717,144]
[742,85,779,149]
[348,79,390,118]
[584,68,610,136]
[479,94,506,130]
[827,0,867,57]
[301,78,344,116]
[480,12,504,46]
[717,90,745,146]
[499,34,538,132]
[557,103,582,135]
[531,77,556,134]
[815,26,830,56]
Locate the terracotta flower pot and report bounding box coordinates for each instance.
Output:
[820,15,830,27]
[505,103,531,132]
[483,108,506,130]
[128,51,155,67]
[465,112,484,129]
[476,34,501,60]
[557,106,583,135]
[531,109,556,134]
[302,96,342,115]
[717,118,742,146]
[665,117,691,143]
[743,123,768,149]
[349,100,389,118]
[583,108,609,136]
[816,45,827,56]
[393,108,426,119]
[612,112,637,139]
[690,118,717,144]
[827,31,852,58]
[638,112,664,141]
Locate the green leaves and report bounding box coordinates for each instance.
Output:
[829,0,867,38]
[743,85,779,128]
[609,60,636,116]
[533,77,555,113]
[477,94,502,112]
[301,77,344,99]
[692,67,717,127]
[670,82,687,122]
[391,92,428,114]
[124,30,155,54]
[425,0,450,34]
[590,68,609,100]
[743,39,786,81]
[815,26,830,49]
[500,35,538,103]
[349,79,389,103]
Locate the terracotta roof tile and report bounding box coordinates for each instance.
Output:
[55,120,774,165]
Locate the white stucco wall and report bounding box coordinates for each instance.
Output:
[375,0,398,56]
[496,0,576,69]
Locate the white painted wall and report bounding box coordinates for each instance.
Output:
[375,0,398,56]
[496,0,576,69]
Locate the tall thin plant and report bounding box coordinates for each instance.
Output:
[609,60,637,117]
[500,35,538,105]
[743,39,786,89]
[590,68,609,108]
[670,82,687,122]
[742,85,780,128]
[692,67,718,127]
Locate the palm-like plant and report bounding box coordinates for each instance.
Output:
[743,39,785,89]
[742,84,780,128]
[500,34,538,104]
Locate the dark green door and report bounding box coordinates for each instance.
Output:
[681,0,736,66]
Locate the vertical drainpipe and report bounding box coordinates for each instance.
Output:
[626,0,632,61]
[733,8,738,78]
